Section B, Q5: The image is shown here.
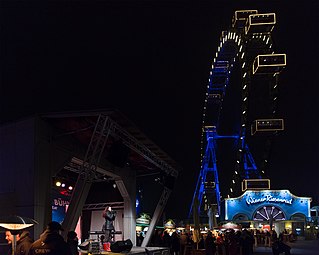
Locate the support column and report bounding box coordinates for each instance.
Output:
[115,167,136,244]
[35,117,74,238]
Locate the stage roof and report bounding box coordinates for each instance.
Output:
[41,108,181,180]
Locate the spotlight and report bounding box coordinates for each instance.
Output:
[61,183,66,188]
[56,181,62,187]
[68,186,73,191]
[113,183,117,189]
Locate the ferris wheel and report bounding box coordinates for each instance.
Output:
[189,10,287,222]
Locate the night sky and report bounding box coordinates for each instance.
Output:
[0,0,318,220]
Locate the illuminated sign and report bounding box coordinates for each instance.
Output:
[246,194,292,205]
[225,190,311,221]
[53,198,70,207]
[52,188,70,223]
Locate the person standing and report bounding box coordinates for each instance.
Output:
[179,232,188,255]
[102,206,116,242]
[204,231,216,255]
[28,221,72,255]
[170,232,180,255]
[216,232,225,255]
[239,229,253,255]
[67,231,79,255]
[5,230,33,255]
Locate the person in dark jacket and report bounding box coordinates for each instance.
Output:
[239,229,253,255]
[272,236,291,255]
[28,221,72,255]
[204,231,216,255]
[5,230,33,255]
[67,231,79,255]
[102,206,116,242]
[170,232,180,255]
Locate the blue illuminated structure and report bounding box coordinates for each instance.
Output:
[225,190,311,223]
[189,10,286,223]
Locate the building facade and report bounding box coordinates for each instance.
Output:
[225,189,312,236]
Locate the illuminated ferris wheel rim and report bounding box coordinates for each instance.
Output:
[201,30,283,147]
[200,10,286,197]
[189,10,286,219]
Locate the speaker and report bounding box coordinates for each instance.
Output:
[79,240,90,251]
[110,239,133,253]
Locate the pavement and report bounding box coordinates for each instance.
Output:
[254,239,319,255]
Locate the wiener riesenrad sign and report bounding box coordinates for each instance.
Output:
[225,190,311,221]
[246,194,293,205]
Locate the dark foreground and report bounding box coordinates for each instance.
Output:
[254,239,319,255]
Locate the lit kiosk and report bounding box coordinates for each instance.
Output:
[225,179,312,237]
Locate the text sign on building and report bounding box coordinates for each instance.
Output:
[246,194,293,205]
[225,190,311,221]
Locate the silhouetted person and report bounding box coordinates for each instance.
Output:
[204,231,216,255]
[137,232,144,246]
[29,221,72,255]
[67,231,79,255]
[272,236,291,255]
[216,233,225,255]
[240,229,253,255]
[179,232,188,255]
[162,231,172,249]
[170,232,180,255]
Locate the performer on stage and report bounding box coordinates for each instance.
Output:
[102,206,116,242]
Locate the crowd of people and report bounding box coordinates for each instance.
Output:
[3,218,295,255]
[148,228,292,255]
[4,221,79,255]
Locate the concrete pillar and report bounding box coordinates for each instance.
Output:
[34,118,74,237]
[115,167,136,245]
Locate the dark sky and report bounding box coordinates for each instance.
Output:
[1,0,318,220]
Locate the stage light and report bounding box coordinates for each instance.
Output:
[68,186,73,191]
[113,183,117,189]
[61,183,66,188]
[55,181,62,187]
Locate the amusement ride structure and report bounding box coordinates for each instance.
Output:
[189,10,287,227]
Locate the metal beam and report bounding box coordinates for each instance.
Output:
[61,115,110,236]
[141,186,171,247]
[106,119,178,178]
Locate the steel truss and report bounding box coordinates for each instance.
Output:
[61,113,178,242]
